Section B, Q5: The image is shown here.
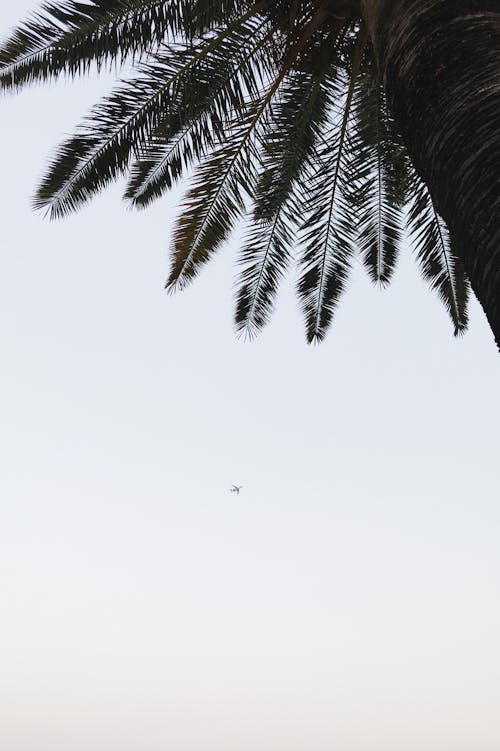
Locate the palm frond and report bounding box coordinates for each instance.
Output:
[297,30,366,343]
[125,16,271,208]
[235,65,332,336]
[407,172,469,335]
[297,141,353,342]
[166,12,345,295]
[0,0,250,90]
[166,58,292,291]
[34,8,262,217]
[235,206,294,337]
[166,99,266,290]
[125,117,219,209]
[349,55,408,286]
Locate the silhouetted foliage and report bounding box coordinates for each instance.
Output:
[0,1,469,340]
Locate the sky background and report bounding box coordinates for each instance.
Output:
[1,4,500,751]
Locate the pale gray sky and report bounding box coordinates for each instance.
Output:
[1,4,500,751]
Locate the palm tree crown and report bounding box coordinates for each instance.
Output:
[0,0,469,341]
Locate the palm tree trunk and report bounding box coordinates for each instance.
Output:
[362,0,500,348]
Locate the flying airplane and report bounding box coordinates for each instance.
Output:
[230,485,243,495]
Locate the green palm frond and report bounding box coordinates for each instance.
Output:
[34,8,262,217]
[252,70,329,223]
[125,117,219,209]
[296,95,353,341]
[0,0,249,90]
[349,56,408,286]
[166,96,267,290]
[235,206,294,337]
[407,172,469,335]
[125,16,271,208]
[235,65,331,336]
[297,29,366,343]
[165,12,328,292]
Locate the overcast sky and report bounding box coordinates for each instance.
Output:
[1,4,500,751]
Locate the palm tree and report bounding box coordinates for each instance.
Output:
[0,0,495,346]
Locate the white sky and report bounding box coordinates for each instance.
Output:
[1,4,500,751]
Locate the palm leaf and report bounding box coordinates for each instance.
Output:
[349,56,408,286]
[166,55,295,291]
[166,97,267,290]
[407,172,469,334]
[125,117,219,209]
[297,138,353,342]
[167,13,346,294]
[297,30,366,343]
[125,17,271,207]
[235,66,332,336]
[34,7,262,217]
[235,206,294,337]
[0,0,250,90]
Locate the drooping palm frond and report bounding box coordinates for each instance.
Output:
[235,206,295,336]
[166,54,290,290]
[296,99,353,341]
[34,7,263,217]
[0,0,249,90]
[166,9,343,295]
[124,116,219,209]
[407,172,469,335]
[165,95,267,290]
[297,29,367,343]
[125,15,271,208]
[235,65,332,336]
[348,54,408,286]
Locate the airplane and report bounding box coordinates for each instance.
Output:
[230,485,243,495]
